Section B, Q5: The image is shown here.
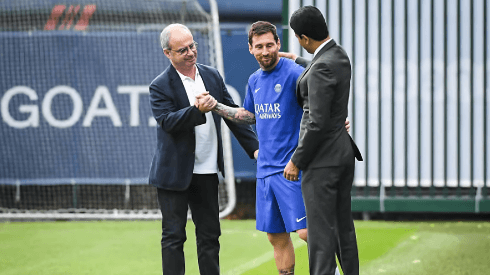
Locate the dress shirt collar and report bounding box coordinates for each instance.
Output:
[176,65,199,82]
[313,37,333,58]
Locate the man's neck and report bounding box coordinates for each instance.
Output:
[309,36,330,54]
[175,65,196,80]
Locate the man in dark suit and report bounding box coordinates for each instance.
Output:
[283,6,363,275]
[148,23,259,275]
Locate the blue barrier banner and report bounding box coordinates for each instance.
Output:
[0,31,211,184]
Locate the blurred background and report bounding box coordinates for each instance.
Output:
[1,0,489,221]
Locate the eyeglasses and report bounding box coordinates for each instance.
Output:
[168,41,198,55]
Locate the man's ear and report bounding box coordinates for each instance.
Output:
[163,49,170,59]
[249,43,253,54]
[301,34,309,45]
[277,38,281,50]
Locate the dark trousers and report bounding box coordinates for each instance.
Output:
[157,174,221,275]
[302,162,359,275]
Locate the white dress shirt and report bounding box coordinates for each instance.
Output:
[177,67,219,174]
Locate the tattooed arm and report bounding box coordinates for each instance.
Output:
[195,93,255,124]
[212,103,256,124]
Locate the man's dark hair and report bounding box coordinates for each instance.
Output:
[248,21,279,45]
[289,6,329,41]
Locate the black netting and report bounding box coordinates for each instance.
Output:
[0,0,234,217]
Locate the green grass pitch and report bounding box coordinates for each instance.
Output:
[1,220,489,274]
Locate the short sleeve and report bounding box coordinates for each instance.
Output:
[243,82,255,113]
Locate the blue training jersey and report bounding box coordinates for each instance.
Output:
[243,58,305,178]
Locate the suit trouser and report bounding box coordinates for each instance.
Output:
[302,162,359,275]
[157,174,221,275]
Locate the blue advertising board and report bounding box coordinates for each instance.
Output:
[0,29,240,184]
[0,24,283,184]
[1,31,165,184]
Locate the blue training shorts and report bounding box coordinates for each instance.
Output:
[255,172,307,233]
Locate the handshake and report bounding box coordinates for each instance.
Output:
[194,92,217,113]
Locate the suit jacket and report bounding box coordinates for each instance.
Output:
[148,63,259,191]
[291,40,362,170]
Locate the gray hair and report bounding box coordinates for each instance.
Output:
[160,24,191,50]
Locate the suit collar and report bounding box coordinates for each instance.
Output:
[168,63,217,107]
[298,39,337,82]
[313,37,332,57]
[295,39,337,103]
[166,63,223,136]
[167,65,192,107]
[297,39,336,77]
[195,64,219,100]
[311,39,336,64]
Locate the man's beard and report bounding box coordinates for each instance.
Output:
[259,53,278,70]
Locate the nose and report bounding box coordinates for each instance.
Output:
[186,46,196,56]
[261,47,269,56]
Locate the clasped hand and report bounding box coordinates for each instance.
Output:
[195,92,217,113]
[283,160,300,181]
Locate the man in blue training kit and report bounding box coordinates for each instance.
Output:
[198,21,345,275]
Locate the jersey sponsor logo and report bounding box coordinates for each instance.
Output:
[255,103,280,113]
[255,88,261,93]
[259,113,281,119]
[255,103,281,119]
